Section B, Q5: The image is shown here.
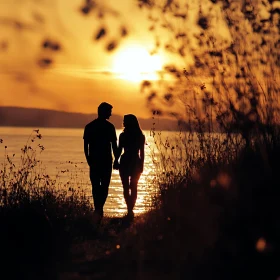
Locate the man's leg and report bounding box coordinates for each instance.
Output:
[89,166,103,214]
[99,163,112,216]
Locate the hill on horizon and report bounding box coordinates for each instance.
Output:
[0,106,179,131]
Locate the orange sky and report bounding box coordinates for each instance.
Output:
[0,0,233,119]
[0,0,171,118]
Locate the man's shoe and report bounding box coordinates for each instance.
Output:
[93,210,102,224]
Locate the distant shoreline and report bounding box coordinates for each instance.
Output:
[0,106,179,131]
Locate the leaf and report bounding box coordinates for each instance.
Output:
[120,26,128,37]
[138,0,154,8]
[38,58,53,68]
[164,93,173,101]
[176,33,186,38]
[151,109,162,116]
[174,13,186,19]
[81,6,90,15]
[32,12,44,23]
[179,46,185,57]
[141,80,152,92]
[148,92,157,101]
[51,43,61,51]
[209,51,222,57]
[0,41,8,51]
[42,40,61,51]
[95,28,106,40]
[42,40,50,49]
[197,16,209,30]
[107,41,117,51]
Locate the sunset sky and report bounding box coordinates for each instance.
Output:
[0,0,174,118]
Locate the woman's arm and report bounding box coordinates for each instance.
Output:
[139,135,145,173]
[113,133,123,169]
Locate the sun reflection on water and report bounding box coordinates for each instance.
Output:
[0,127,160,217]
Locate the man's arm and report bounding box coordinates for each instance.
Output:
[84,140,90,166]
[112,139,121,170]
[112,138,119,161]
[83,126,90,165]
[112,127,118,160]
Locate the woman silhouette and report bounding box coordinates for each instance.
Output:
[114,114,145,218]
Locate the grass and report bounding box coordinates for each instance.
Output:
[1,1,280,279]
[0,131,94,279]
[1,127,280,280]
[98,137,280,280]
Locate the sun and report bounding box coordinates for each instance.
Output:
[111,45,163,82]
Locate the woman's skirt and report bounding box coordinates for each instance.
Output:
[119,153,142,176]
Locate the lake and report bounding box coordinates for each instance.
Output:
[0,126,159,216]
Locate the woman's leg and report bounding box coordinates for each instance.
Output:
[120,169,131,212]
[129,172,141,212]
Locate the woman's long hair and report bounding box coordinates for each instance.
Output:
[123,114,143,138]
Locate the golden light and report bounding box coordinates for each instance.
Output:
[256,237,267,252]
[112,45,163,82]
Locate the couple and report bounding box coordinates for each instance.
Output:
[83,102,145,222]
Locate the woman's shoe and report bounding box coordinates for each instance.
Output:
[127,210,134,219]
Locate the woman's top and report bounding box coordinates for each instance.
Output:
[118,131,145,175]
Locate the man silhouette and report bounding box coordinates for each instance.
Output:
[83,102,118,221]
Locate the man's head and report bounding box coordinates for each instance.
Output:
[98,102,113,119]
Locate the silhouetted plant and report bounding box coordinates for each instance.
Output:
[0,129,93,228]
[133,3,280,278]
[137,0,280,186]
[0,130,98,278]
[140,0,280,143]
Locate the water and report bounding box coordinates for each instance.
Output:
[0,127,158,216]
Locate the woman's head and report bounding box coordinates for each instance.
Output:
[123,114,141,132]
